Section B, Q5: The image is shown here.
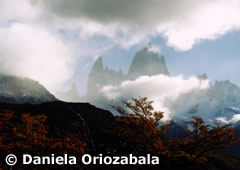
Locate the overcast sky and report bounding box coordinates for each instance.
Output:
[0,0,240,95]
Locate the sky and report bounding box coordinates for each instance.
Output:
[0,0,240,97]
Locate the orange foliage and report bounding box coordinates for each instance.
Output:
[111,97,169,155]
[167,116,239,164]
[0,110,86,162]
[0,97,239,168]
[110,97,239,166]
[0,110,15,152]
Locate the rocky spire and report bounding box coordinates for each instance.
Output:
[91,56,104,73]
[127,46,169,79]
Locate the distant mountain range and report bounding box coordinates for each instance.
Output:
[169,76,240,124]
[82,44,240,125]
[0,45,240,161]
[83,44,169,104]
[1,44,240,126]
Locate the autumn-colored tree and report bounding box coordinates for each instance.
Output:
[0,111,87,169]
[14,113,50,153]
[0,99,239,169]
[109,97,239,167]
[12,113,86,156]
[0,110,16,152]
[110,97,170,155]
[167,116,239,164]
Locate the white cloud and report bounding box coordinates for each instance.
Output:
[100,74,210,121]
[0,0,40,23]
[1,0,240,96]
[0,23,75,92]
[33,0,240,50]
[216,114,240,124]
[0,0,116,94]
[159,0,240,50]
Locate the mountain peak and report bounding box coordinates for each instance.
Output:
[127,46,169,79]
[91,56,104,73]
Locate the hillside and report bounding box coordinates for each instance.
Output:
[0,74,57,104]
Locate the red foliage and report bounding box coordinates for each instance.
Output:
[111,97,169,155]
[110,97,239,166]
[0,110,86,168]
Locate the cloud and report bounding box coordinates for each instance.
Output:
[216,114,240,124]
[0,0,117,94]
[159,0,240,50]
[0,23,75,92]
[1,0,240,97]
[34,0,240,50]
[100,74,210,121]
[0,0,39,22]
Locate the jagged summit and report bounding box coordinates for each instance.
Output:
[210,80,240,104]
[83,45,240,127]
[84,45,170,106]
[85,56,125,100]
[91,56,104,73]
[128,46,169,79]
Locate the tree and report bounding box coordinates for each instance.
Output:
[0,110,16,152]
[0,111,87,169]
[110,97,239,166]
[172,116,238,163]
[111,97,170,155]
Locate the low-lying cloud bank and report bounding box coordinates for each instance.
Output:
[100,74,210,121]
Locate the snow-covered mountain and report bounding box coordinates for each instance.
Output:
[168,77,240,124]
[83,44,240,125]
[0,74,57,104]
